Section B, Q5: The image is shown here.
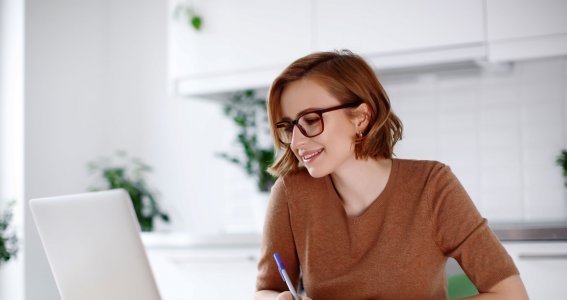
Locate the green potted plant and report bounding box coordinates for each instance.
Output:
[218,90,277,192]
[557,149,567,187]
[87,151,170,232]
[0,200,18,267]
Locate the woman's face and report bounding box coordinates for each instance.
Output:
[280,78,359,178]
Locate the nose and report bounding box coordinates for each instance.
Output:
[290,125,308,149]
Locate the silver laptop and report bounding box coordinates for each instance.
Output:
[29,189,162,300]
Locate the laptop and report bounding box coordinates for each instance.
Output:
[29,189,162,300]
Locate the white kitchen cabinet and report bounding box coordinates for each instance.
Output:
[169,0,488,97]
[169,0,567,97]
[502,241,567,300]
[169,0,312,96]
[486,0,567,61]
[314,0,485,68]
[142,233,261,299]
[146,246,260,299]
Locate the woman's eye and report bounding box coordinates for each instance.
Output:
[304,117,320,125]
[277,123,293,131]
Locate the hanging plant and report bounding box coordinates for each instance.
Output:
[173,2,203,31]
[0,200,18,266]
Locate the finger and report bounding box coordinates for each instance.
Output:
[276,291,293,300]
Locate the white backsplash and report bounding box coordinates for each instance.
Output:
[382,57,567,223]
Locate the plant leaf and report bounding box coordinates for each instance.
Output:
[191,16,202,30]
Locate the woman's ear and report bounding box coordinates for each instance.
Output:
[353,103,371,133]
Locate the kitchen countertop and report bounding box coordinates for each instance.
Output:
[141,231,262,249]
[141,221,567,249]
[490,222,567,241]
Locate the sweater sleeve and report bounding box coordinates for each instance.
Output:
[256,177,301,292]
[428,163,519,292]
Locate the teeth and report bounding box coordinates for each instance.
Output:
[303,150,322,160]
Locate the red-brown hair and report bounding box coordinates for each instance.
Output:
[267,50,403,177]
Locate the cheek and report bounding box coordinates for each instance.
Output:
[311,129,354,161]
[323,118,356,146]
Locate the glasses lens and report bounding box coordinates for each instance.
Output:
[275,113,324,145]
[276,123,293,144]
[298,113,323,137]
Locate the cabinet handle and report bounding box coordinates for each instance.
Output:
[518,254,567,260]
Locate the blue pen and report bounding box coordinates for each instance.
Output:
[273,252,300,300]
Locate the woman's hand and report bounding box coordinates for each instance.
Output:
[275,291,312,300]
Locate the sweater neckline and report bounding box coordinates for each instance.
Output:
[326,158,400,223]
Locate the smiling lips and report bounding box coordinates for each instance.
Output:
[300,149,324,163]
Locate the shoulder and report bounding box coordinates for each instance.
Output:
[395,158,451,182]
[392,158,462,200]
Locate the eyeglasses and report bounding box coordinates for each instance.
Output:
[275,101,363,145]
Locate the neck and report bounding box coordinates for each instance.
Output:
[330,157,392,216]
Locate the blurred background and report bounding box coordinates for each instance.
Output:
[1,0,566,299]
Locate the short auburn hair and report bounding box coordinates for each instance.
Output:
[267,50,403,177]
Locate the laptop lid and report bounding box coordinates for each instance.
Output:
[29,189,161,300]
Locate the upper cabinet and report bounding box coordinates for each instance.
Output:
[486,0,567,61]
[168,0,312,96]
[169,0,567,97]
[314,0,485,65]
[313,0,486,69]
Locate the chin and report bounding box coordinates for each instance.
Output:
[305,166,330,178]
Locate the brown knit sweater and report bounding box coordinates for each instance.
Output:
[256,159,518,299]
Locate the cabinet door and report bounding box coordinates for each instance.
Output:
[486,0,567,61]
[169,0,312,94]
[486,0,567,41]
[147,247,260,299]
[314,0,484,55]
[503,241,567,300]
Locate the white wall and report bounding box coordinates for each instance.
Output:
[0,0,24,299]
[23,0,169,298]
[24,0,109,298]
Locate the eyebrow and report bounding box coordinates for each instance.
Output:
[279,106,324,122]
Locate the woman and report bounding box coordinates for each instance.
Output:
[254,50,528,299]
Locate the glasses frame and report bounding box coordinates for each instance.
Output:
[275,100,363,145]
